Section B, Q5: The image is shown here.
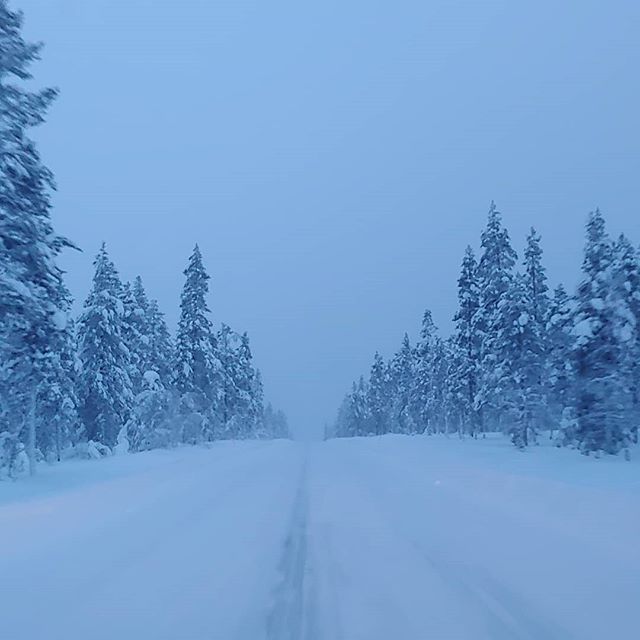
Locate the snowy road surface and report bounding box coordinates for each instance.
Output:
[1,436,639,640]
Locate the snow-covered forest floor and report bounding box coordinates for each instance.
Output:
[1,435,638,640]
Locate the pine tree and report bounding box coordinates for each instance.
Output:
[367,352,390,436]
[216,324,240,437]
[126,371,180,452]
[36,283,80,462]
[121,281,147,395]
[571,210,633,455]
[76,245,134,449]
[521,228,550,432]
[547,285,575,439]
[474,202,518,432]
[174,245,221,442]
[146,297,174,385]
[494,274,545,447]
[612,235,640,444]
[411,310,440,434]
[450,246,481,436]
[0,0,72,475]
[388,334,416,434]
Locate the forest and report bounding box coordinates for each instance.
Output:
[0,2,288,479]
[332,204,639,458]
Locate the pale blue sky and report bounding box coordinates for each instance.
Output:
[20,0,640,436]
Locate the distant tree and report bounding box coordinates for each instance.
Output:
[76,245,133,448]
[388,334,416,434]
[494,274,545,448]
[611,234,640,444]
[474,202,518,432]
[570,210,633,455]
[36,283,81,461]
[126,371,180,452]
[547,285,575,439]
[449,246,481,436]
[174,245,221,442]
[367,352,391,436]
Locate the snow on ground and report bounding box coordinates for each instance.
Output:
[1,435,639,640]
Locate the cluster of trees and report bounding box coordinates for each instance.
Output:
[331,204,639,458]
[0,1,287,478]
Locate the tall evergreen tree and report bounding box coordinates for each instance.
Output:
[474,202,518,431]
[76,245,133,448]
[0,0,72,475]
[388,334,416,434]
[36,282,80,461]
[521,228,550,430]
[146,297,174,385]
[367,352,390,436]
[571,210,633,455]
[450,246,481,436]
[494,274,545,447]
[411,310,439,434]
[547,284,575,439]
[174,245,221,442]
[612,234,640,444]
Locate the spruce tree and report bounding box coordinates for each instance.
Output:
[174,245,221,442]
[612,235,640,444]
[474,202,518,432]
[0,0,71,475]
[450,246,480,436]
[494,274,545,447]
[411,310,440,434]
[521,228,550,431]
[76,245,134,448]
[547,285,575,439]
[571,210,632,455]
[388,334,416,434]
[367,352,390,436]
[146,297,174,385]
[36,283,80,461]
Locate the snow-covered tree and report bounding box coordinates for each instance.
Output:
[76,245,133,449]
[493,274,545,447]
[570,210,633,455]
[263,403,290,439]
[611,234,640,444]
[449,246,480,436]
[146,296,174,386]
[547,285,575,439]
[411,310,441,434]
[0,1,72,475]
[388,334,416,434]
[474,202,518,432]
[126,371,180,452]
[174,245,221,442]
[36,283,80,461]
[521,228,550,431]
[367,352,391,436]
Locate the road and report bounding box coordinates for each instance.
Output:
[1,435,638,639]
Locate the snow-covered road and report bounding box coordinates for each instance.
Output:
[1,436,638,640]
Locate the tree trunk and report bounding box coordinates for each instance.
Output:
[27,392,37,476]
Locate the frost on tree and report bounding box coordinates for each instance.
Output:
[173,245,222,443]
[0,0,73,476]
[76,245,133,450]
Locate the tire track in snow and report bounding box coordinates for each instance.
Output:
[267,465,315,640]
[350,445,572,640]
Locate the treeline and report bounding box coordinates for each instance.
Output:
[0,2,288,478]
[331,204,639,458]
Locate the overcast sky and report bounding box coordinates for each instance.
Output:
[20,0,640,437]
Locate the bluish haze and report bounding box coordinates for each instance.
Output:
[20,0,640,436]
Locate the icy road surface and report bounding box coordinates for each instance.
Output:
[1,435,638,640]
